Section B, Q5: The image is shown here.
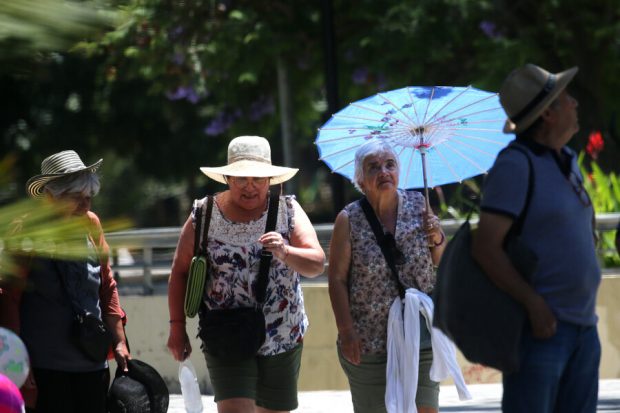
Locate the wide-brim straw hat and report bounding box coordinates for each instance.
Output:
[200,136,298,185]
[500,64,578,134]
[26,150,102,197]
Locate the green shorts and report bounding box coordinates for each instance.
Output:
[337,345,439,413]
[204,344,303,411]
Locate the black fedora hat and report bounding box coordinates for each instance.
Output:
[108,359,169,413]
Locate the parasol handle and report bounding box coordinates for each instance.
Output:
[420,147,431,213]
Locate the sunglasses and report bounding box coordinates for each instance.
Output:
[226,176,269,188]
[568,171,592,207]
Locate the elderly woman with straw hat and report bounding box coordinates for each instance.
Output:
[167,136,325,413]
[0,150,129,413]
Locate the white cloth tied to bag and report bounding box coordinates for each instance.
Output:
[386,288,471,413]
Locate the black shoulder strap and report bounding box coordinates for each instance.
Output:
[194,196,214,257]
[255,193,279,305]
[52,260,82,315]
[504,142,535,236]
[359,197,406,298]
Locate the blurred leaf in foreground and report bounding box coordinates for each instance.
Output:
[0,0,115,61]
[0,198,131,285]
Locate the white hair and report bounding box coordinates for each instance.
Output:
[44,171,101,198]
[352,140,399,193]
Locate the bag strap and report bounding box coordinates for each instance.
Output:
[359,197,407,298]
[198,193,278,306]
[465,142,535,235]
[255,193,279,305]
[504,142,535,237]
[194,196,214,257]
[51,260,83,315]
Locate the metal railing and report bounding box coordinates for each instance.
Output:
[106,213,620,294]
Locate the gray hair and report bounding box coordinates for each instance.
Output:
[353,140,399,193]
[44,171,101,198]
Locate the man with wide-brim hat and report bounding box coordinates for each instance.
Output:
[167,135,325,413]
[1,149,130,412]
[473,64,601,413]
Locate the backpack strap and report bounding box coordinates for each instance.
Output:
[503,142,535,237]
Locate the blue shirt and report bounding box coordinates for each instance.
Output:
[480,140,601,326]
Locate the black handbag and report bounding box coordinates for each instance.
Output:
[433,142,538,373]
[198,193,279,360]
[72,310,114,362]
[53,260,114,362]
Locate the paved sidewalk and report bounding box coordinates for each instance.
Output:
[168,379,620,412]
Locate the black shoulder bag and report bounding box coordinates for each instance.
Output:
[198,193,279,360]
[53,260,113,363]
[433,142,538,373]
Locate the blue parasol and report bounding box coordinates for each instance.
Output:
[315,85,511,204]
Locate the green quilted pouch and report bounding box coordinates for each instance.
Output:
[184,196,213,318]
[184,255,207,318]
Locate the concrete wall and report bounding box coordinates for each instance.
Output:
[115,276,620,393]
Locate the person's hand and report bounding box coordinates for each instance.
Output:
[258,231,289,262]
[167,323,191,361]
[525,294,557,339]
[339,328,362,365]
[113,341,131,372]
[423,211,444,246]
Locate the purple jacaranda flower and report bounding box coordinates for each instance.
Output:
[166,85,204,104]
[172,52,185,65]
[204,115,230,136]
[165,86,191,101]
[248,96,275,121]
[168,25,184,40]
[352,67,369,85]
[204,110,239,136]
[479,21,499,39]
[186,88,201,104]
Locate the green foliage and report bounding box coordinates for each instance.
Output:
[1,0,619,226]
[0,0,114,67]
[578,151,620,267]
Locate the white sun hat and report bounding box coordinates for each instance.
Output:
[200,136,298,185]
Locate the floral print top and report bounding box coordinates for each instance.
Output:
[344,189,435,355]
[192,195,307,356]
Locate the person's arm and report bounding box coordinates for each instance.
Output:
[88,212,123,319]
[88,212,130,369]
[103,314,129,371]
[472,211,556,339]
[328,210,361,365]
[167,216,194,361]
[260,198,325,277]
